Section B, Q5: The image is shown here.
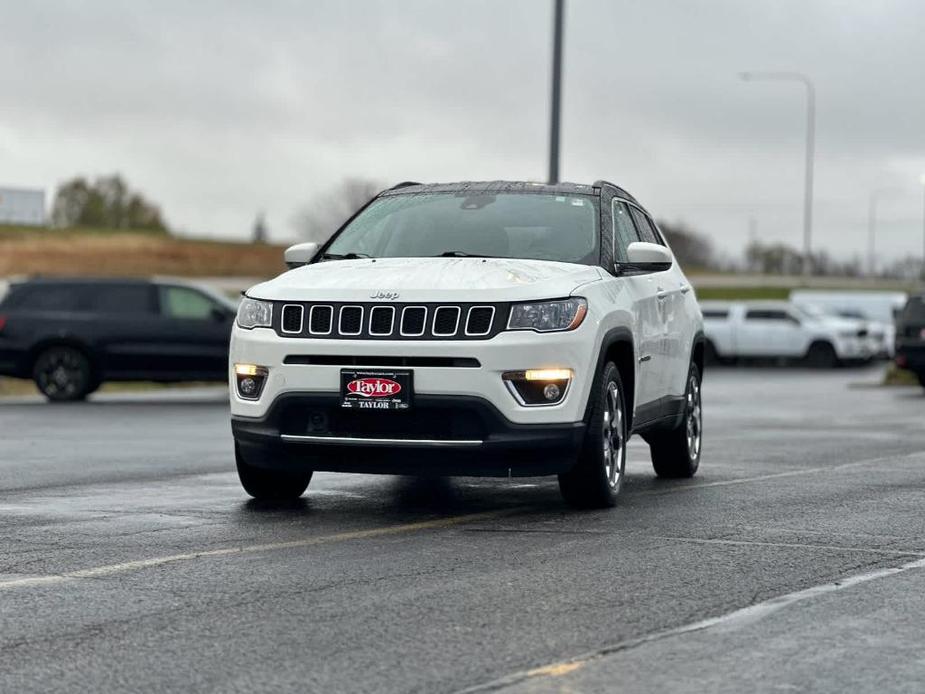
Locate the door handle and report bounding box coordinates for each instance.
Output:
[680,284,691,294]
[656,288,667,301]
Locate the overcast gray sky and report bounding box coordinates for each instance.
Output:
[1,0,924,263]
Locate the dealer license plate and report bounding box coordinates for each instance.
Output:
[340,370,413,410]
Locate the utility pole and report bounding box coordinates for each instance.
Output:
[548,0,564,184]
[739,71,815,279]
[867,188,898,277]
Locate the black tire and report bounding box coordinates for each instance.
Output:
[916,372,925,389]
[558,361,627,509]
[650,363,702,478]
[32,345,93,402]
[805,341,838,368]
[235,443,312,500]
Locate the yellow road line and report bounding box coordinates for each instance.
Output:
[0,509,510,591]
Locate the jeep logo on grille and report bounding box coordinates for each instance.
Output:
[370,291,400,300]
[346,377,402,398]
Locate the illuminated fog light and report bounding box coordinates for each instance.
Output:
[543,383,561,401]
[235,363,262,376]
[234,363,268,400]
[503,369,571,406]
[524,368,573,381]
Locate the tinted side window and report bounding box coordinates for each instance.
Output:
[87,284,154,313]
[746,310,792,321]
[15,285,85,311]
[612,201,640,261]
[629,207,659,245]
[901,297,925,323]
[159,286,220,320]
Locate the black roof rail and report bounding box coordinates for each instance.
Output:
[389,181,423,190]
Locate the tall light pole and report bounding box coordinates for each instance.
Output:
[867,187,898,277]
[547,0,564,184]
[920,174,925,280]
[739,71,816,279]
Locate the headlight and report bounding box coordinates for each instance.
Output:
[236,297,273,329]
[507,298,587,332]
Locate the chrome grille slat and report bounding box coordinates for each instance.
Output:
[309,305,333,335]
[281,304,304,334]
[465,306,495,336]
[369,305,395,336]
[400,306,427,337]
[432,306,461,336]
[339,306,364,336]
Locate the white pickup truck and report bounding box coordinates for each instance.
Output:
[701,301,874,367]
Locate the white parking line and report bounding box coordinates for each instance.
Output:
[0,510,509,592]
[457,555,925,692]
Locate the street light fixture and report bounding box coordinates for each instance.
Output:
[739,71,816,279]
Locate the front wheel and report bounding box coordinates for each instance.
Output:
[235,444,312,500]
[805,341,838,368]
[32,345,93,402]
[558,361,627,509]
[650,363,702,478]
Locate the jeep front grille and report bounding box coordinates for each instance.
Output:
[272,302,508,340]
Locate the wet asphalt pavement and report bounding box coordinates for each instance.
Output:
[2,367,925,693]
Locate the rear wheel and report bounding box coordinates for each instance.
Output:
[32,345,93,402]
[806,341,838,368]
[235,443,312,500]
[650,363,702,478]
[558,361,627,509]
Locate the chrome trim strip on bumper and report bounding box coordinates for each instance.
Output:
[280,434,483,447]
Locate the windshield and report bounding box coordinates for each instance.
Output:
[322,192,600,264]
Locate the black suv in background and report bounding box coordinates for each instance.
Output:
[0,278,236,401]
[895,293,925,388]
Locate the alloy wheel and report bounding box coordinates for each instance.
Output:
[602,381,625,488]
[685,373,702,461]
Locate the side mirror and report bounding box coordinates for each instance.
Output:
[617,242,673,275]
[284,242,320,269]
[210,307,230,323]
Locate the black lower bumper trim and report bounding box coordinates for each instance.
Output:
[232,392,585,477]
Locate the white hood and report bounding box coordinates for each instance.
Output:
[247,257,604,303]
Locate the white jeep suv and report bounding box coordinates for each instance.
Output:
[230,181,705,508]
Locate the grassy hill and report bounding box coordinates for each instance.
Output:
[0,224,287,278]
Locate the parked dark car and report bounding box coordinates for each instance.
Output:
[0,277,236,401]
[894,293,925,388]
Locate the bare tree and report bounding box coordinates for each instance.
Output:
[656,219,716,270]
[295,178,382,244]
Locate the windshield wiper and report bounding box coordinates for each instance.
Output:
[433,251,492,258]
[319,252,371,260]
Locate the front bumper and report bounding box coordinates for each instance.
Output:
[232,392,586,477]
[228,324,598,425]
[835,337,874,360]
